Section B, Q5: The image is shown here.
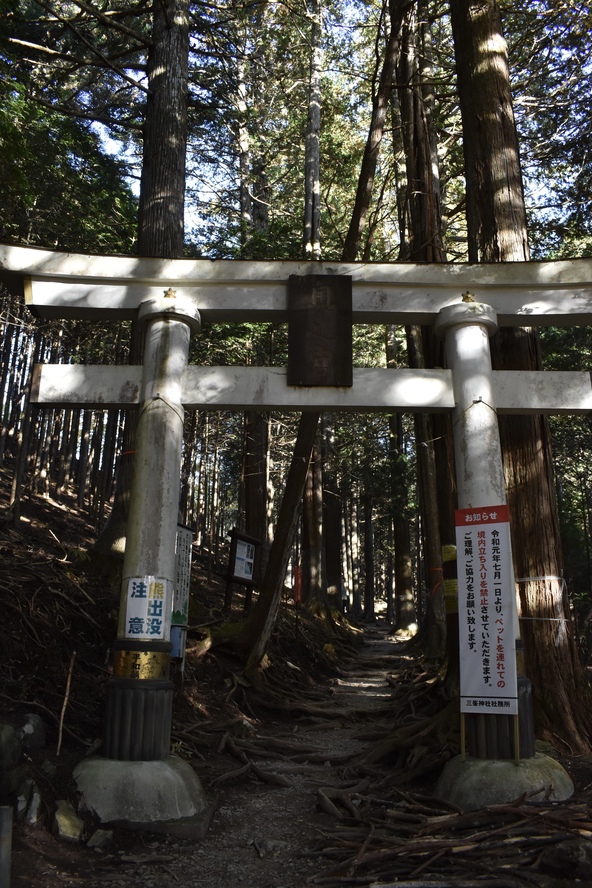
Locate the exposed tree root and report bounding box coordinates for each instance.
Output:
[359,700,460,766]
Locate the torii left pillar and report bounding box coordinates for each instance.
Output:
[74,291,213,835]
[104,291,201,759]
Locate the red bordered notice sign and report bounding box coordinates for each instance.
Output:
[455,505,518,715]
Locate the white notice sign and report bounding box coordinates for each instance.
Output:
[173,525,193,626]
[455,505,518,715]
[234,539,255,581]
[124,576,173,641]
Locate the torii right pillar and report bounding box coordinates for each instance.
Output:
[434,301,573,810]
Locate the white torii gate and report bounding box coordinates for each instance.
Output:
[6,244,592,417]
[1,244,590,811]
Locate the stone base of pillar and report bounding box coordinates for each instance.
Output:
[435,752,574,812]
[74,756,216,840]
[104,679,173,761]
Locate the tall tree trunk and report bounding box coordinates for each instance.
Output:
[243,410,269,585]
[388,411,417,631]
[92,0,190,561]
[303,0,322,260]
[137,0,189,258]
[341,469,357,613]
[302,444,329,612]
[342,0,407,261]
[180,410,198,522]
[195,415,210,553]
[351,481,363,617]
[412,405,446,653]
[236,52,252,244]
[450,1,528,265]
[9,327,44,523]
[77,410,92,509]
[394,513,415,630]
[398,0,444,263]
[363,486,376,620]
[322,416,345,609]
[397,0,450,655]
[243,413,320,677]
[450,0,592,750]
[207,414,221,580]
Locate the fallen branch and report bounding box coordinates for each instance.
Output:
[57,649,77,757]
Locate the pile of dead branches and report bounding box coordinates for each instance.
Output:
[0,515,114,747]
[307,785,592,887]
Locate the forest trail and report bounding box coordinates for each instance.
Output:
[179,623,401,888]
[13,621,407,888]
[12,609,592,888]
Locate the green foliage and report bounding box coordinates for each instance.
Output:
[541,326,592,614]
[504,1,592,259]
[0,85,137,251]
[2,0,149,131]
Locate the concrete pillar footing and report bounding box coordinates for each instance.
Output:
[435,753,574,812]
[74,755,216,840]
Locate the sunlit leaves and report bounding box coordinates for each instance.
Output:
[0,84,137,250]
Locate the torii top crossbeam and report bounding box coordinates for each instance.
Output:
[3,243,592,326]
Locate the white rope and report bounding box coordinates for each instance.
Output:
[515,576,568,646]
[515,576,563,583]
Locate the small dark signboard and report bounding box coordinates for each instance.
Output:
[287,274,353,387]
[225,528,261,612]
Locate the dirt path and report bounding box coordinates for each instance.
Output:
[12,619,592,888]
[179,626,398,888]
[12,623,401,888]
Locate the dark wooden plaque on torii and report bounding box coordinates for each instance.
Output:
[287,274,353,387]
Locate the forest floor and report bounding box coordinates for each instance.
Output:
[4,471,592,888]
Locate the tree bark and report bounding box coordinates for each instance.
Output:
[398,0,444,263]
[302,444,329,612]
[243,410,269,585]
[363,486,376,620]
[450,0,528,265]
[387,411,417,631]
[9,328,44,523]
[322,415,345,609]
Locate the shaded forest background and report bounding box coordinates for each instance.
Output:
[2,0,592,738]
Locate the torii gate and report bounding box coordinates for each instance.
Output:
[2,244,590,818]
